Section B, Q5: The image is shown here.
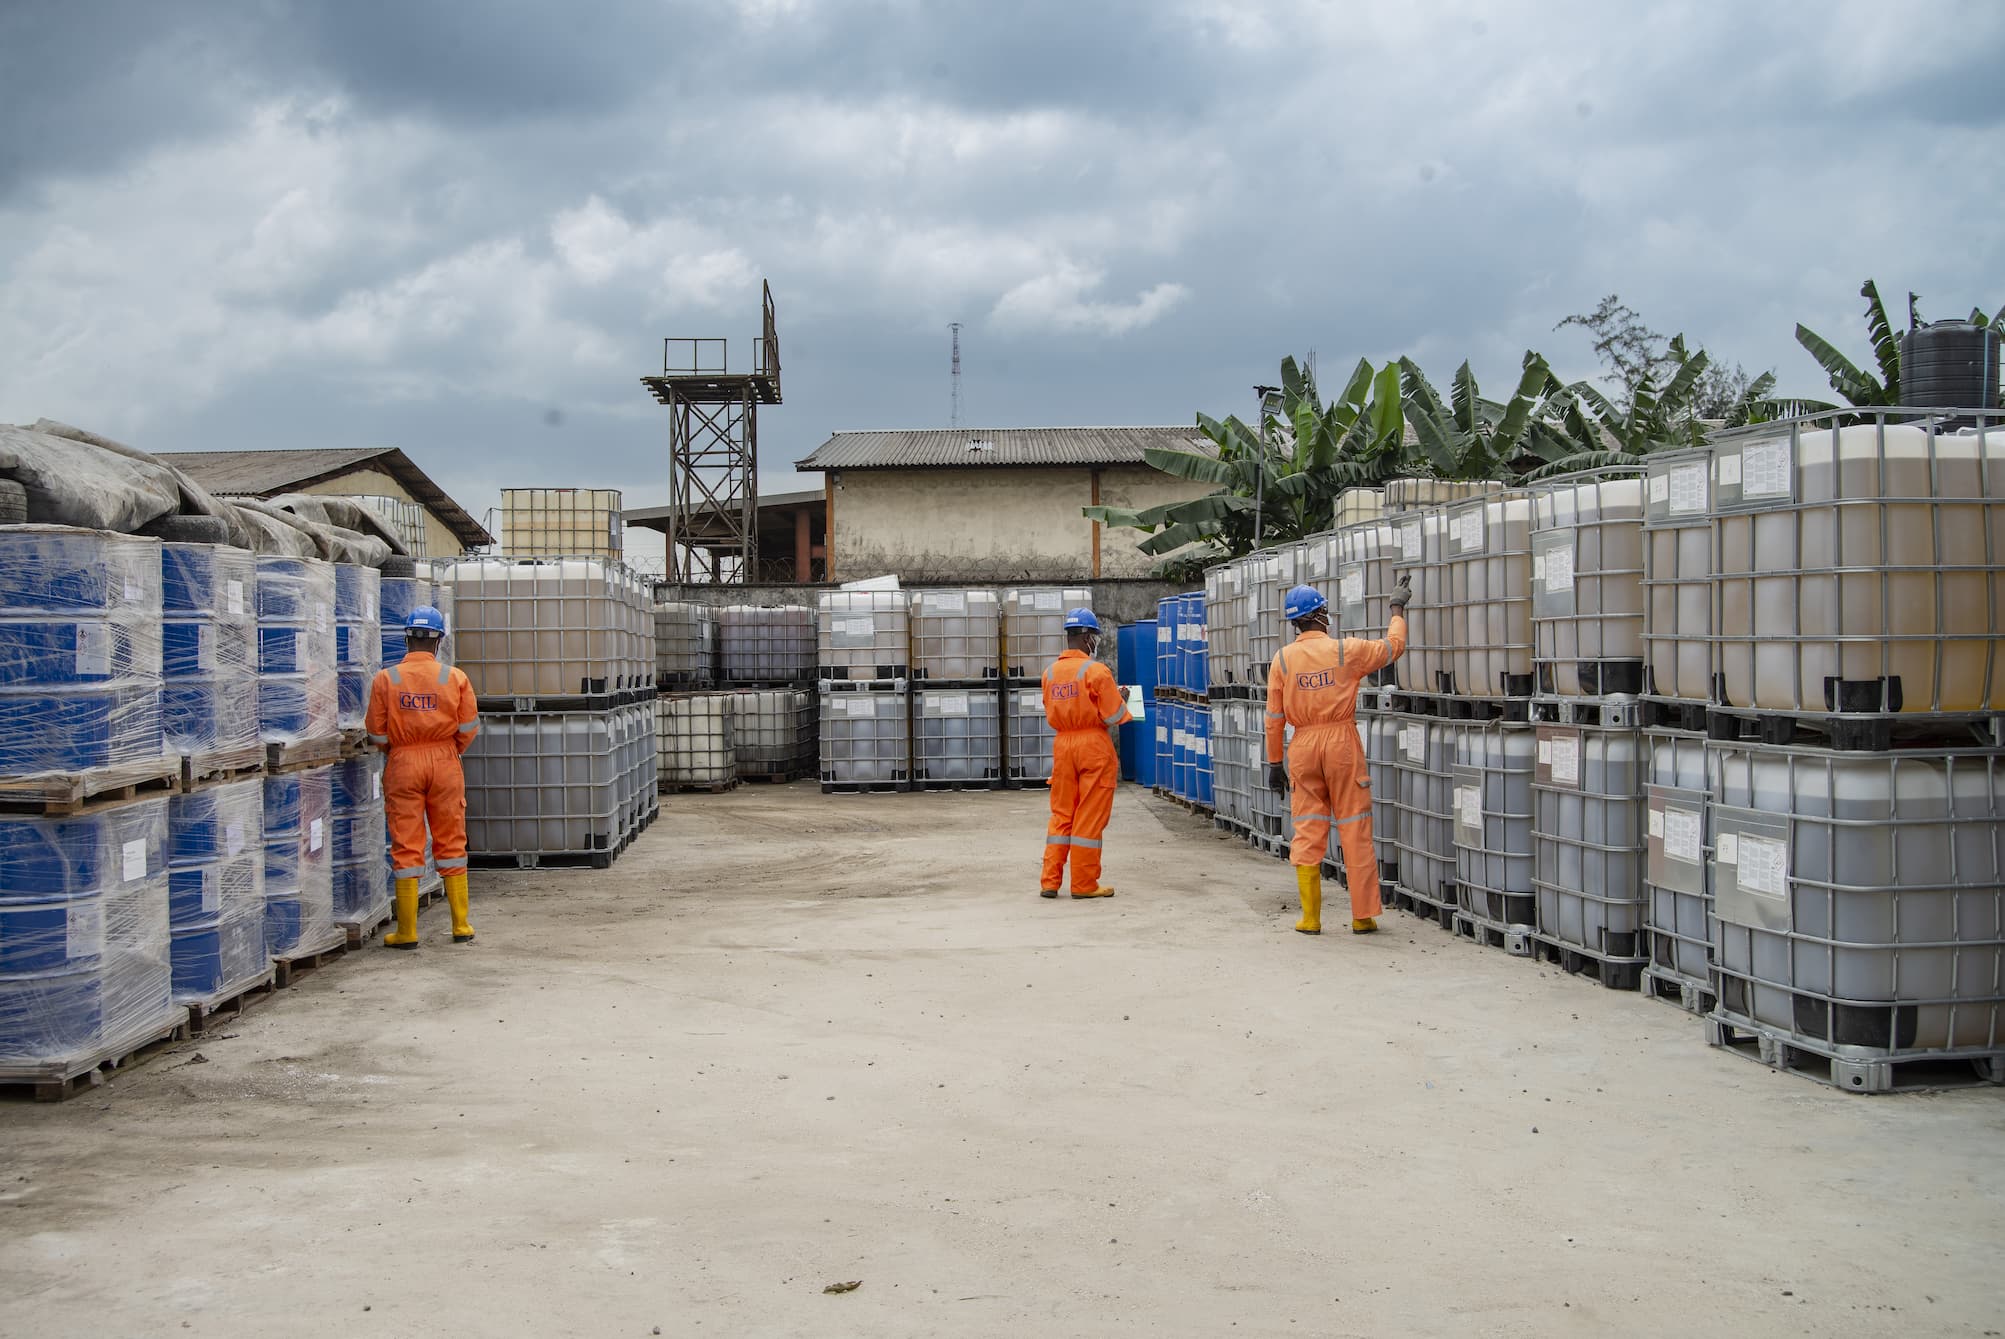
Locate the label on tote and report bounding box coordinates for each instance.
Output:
[1716,451,1742,488]
[1456,785,1482,833]
[122,838,149,883]
[1400,724,1425,762]
[933,692,969,717]
[1548,734,1580,787]
[1543,543,1575,594]
[1735,834,1788,898]
[1662,807,1702,864]
[226,823,245,857]
[929,591,966,614]
[1668,460,1708,515]
[1399,522,1422,561]
[1739,440,1792,498]
[309,818,324,854]
[1340,569,1365,606]
[226,580,245,616]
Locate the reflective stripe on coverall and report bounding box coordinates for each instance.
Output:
[365,651,480,880]
[1265,617,1407,920]
[1040,650,1133,893]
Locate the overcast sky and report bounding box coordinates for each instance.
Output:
[2,0,2001,566]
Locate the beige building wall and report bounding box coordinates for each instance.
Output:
[828,466,1213,581]
[299,467,467,558]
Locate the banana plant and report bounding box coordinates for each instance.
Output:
[1751,279,2001,418]
[1398,351,1562,481]
[1521,335,1714,480]
[1083,353,1411,571]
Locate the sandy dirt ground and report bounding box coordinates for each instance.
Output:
[1,783,2002,1338]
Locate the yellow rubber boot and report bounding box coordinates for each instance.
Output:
[1352,917,1379,935]
[1070,886,1115,899]
[384,878,420,949]
[1294,866,1322,935]
[445,873,475,943]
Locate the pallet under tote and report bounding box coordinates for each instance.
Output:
[266,735,343,774]
[177,743,266,792]
[469,849,617,871]
[1705,1012,2005,1095]
[0,756,181,815]
[0,1010,191,1102]
[185,967,279,1033]
[272,930,347,988]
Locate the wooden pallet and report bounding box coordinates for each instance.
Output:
[272,932,347,988]
[339,903,394,948]
[819,780,912,795]
[0,1012,191,1103]
[266,735,343,774]
[737,769,813,785]
[0,756,182,815]
[178,744,266,792]
[185,967,279,1033]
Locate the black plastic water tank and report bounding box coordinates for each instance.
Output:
[1900,319,2001,409]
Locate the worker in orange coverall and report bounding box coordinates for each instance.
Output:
[1266,580,1409,935]
[1039,608,1132,899]
[365,605,479,948]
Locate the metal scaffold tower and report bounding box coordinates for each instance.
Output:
[641,281,782,582]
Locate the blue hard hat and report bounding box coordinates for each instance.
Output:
[1064,607,1100,632]
[1283,584,1328,622]
[406,605,447,635]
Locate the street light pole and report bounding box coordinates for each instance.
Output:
[1252,384,1279,552]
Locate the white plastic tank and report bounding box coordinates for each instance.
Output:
[1531,474,1646,697]
[1640,448,1715,702]
[1004,687,1055,784]
[817,589,912,682]
[1389,509,1451,694]
[1642,730,1713,997]
[718,605,815,685]
[1710,412,2005,715]
[1335,518,1403,686]
[446,557,650,698]
[463,711,621,856]
[656,693,736,787]
[913,687,1001,784]
[1001,588,1091,679]
[1385,715,1458,909]
[1203,564,1251,689]
[1451,723,1537,927]
[654,601,713,688]
[1436,493,1535,699]
[1209,697,1256,828]
[1364,714,1402,872]
[1244,552,1285,684]
[910,589,1000,682]
[819,689,911,788]
[729,688,815,779]
[1708,742,2005,1063]
[1531,723,1646,961]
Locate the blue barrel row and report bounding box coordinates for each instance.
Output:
[335,565,382,733]
[1153,700,1214,808]
[0,529,166,774]
[1115,620,1157,786]
[331,755,390,928]
[1154,592,1209,695]
[0,798,177,1065]
[263,767,334,955]
[257,557,339,745]
[167,778,267,1002]
[162,541,259,757]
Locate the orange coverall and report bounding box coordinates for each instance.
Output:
[365,650,480,881]
[1040,650,1134,893]
[1265,616,1407,920]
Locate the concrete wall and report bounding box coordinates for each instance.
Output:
[301,467,466,558]
[825,466,1212,582]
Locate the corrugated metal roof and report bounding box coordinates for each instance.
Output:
[154,447,393,497]
[157,446,493,548]
[795,426,1216,471]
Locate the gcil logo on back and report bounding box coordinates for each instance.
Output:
[1295,669,1336,691]
[398,692,439,711]
[1052,682,1080,700]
